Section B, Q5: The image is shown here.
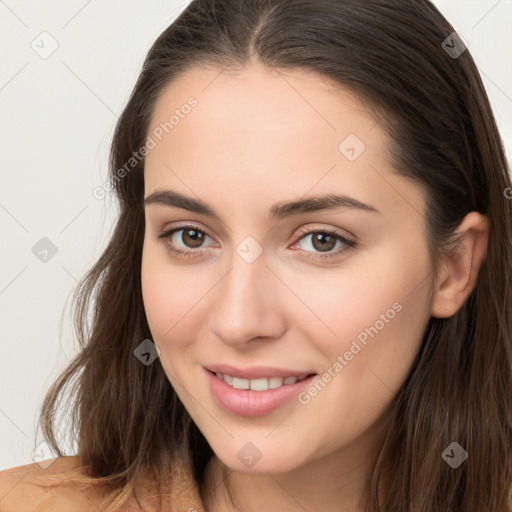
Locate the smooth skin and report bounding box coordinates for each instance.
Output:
[141,63,489,512]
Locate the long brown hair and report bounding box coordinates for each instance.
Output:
[36,0,512,510]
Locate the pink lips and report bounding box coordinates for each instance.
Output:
[205,367,317,418]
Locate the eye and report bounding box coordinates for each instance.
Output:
[292,227,357,261]
[155,224,357,261]
[156,224,216,259]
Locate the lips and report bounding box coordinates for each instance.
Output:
[205,368,318,417]
[204,363,316,380]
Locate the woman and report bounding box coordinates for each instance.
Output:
[1,0,511,510]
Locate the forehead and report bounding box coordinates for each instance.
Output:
[148,63,379,147]
[144,64,426,222]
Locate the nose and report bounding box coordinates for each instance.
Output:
[208,251,287,347]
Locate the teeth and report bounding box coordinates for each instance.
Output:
[215,372,309,391]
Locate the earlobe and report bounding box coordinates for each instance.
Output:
[430,212,490,319]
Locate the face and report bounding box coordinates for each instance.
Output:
[141,63,435,474]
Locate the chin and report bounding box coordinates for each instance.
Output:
[213,443,308,475]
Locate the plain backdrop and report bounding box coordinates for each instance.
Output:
[1,0,511,471]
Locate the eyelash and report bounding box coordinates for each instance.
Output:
[155,224,357,261]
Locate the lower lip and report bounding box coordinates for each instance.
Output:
[205,368,317,418]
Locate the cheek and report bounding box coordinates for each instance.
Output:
[288,262,413,347]
[294,244,431,387]
[292,259,430,445]
[141,242,219,372]
[141,243,197,344]
[141,247,205,391]
[141,265,175,339]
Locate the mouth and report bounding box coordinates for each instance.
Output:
[205,368,318,418]
[207,369,316,391]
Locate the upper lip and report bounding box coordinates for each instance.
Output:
[205,364,316,380]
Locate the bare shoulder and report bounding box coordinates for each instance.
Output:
[0,455,116,512]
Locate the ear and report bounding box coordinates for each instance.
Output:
[430,212,490,319]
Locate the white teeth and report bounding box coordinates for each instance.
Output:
[215,372,309,391]
[232,377,249,389]
[268,377,285,389]
[252,377,278,391]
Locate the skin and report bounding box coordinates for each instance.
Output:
[140,63,489,512]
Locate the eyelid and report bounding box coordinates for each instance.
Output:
[157,222,354,242]
[294,223,356,242]
[156,222,217,243]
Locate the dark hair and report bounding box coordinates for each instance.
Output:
[37,0,512,510]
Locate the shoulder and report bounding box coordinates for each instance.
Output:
[1,455,205,512]
[0,455,124,512]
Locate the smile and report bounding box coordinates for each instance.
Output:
[212,371,312,391]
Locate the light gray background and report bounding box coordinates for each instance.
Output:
[1,0,511,471]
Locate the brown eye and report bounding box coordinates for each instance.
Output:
[309,232,337,252]
[180,228,205,248]
[156,225,215,258]
[294,228,357,261]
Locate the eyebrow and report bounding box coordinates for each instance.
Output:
[143,189,380,220]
